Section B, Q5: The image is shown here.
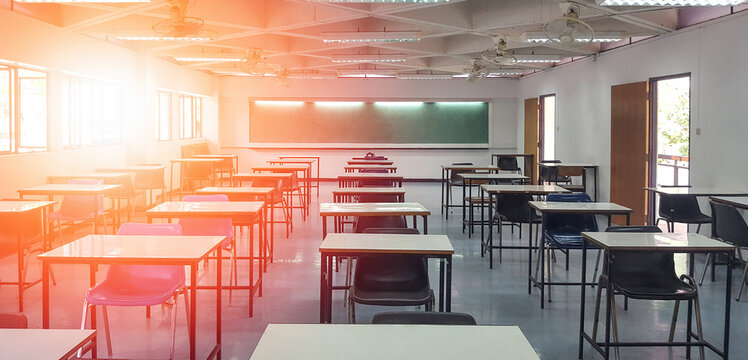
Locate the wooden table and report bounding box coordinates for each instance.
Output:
[343,165,398,173]
[251,324,538,359]
[528,201,633,308]
[253,164,311,217]
[458,173,530,236]
[0,200,56,311]
[146,201,266,317]
[538,163,599,201]
[347,160,394,165]
[169,158,223,200]
[579,232,734,360]
[0,329,96,360]
[440,165,499,219]
[18,184,123,234]
[337,173,403,188]
[319,233,453,323]
[193,154,239,185]
[320,202,430,236]
[492,153,535,183]
[97,165,166,207]
[268,159,319,197]
[196,186,278,258]
[480,184,570,269]
[39,235,225,360]
[331,187,406,203]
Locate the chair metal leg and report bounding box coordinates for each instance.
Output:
[696,223,701,234]
[698,253,712,285]
[182,288,191,336]
[668,300,679,342]
[592,249,602,285]
[343,257,353,307]
[692,296,706,360]
[592,276,605,342]
[102,305,113,356]
[78,301,91,359]
[169,295,178,360]
[498,216,503,263]
[736,261,748,301]
[547,247,553,302]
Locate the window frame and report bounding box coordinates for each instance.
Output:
[60,73,122,149]
[179,94,203,139]
[156,91,172,141]
[0,63,48,155]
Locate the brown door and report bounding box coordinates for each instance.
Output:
[524,98,539,184]
[610,81,649,225]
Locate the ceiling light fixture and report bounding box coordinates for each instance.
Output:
[522,31,625,43]
[288,73,339,80]
[116,35,211,41]
[322,31,421,43]
[331,54,407,63]
[597,0,744,5]
[338,69,397,77]
[396,73,454,80]
[175,56,243,62]
[514,55,565,63]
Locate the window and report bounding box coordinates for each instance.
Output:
[180,95,202,139]
[539,94,556,161]
[61,75,121,147]
[156,91,171,141]
[0,64,47,154]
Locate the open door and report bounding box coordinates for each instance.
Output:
[610,81,649,225]
[524,98,539,184]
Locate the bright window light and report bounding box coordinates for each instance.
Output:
[315,101,365,106]
[374,102,424,106]
[597,0,744,5]
[436,102,484,105]
[255,101,304,106]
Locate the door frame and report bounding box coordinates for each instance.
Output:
[538,93,556,162]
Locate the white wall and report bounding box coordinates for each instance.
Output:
[0,7,219,199]
[517,11,748,202]
[219,77,520,179]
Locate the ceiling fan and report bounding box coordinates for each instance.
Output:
[152,0,211,38]
[481,35,517,66]
[543,2,595,44]
[238,49,265,74]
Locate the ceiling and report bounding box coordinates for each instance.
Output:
[8,0,745,79]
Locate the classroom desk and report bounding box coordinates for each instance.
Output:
[458,173,530,236]
[235,172,295,227]
[337,173,404,188]
[528,201,632,308]
[480,185,570,269]
[145,201,266,317]
[193,154,239,185]
[351,156,389,160]
[195,186,277,260]
[710,196,748,210]
[169,158,222,200]
[579,232,734,360]
[538,163,599,201]
[0,329,96,360]
[319,233,453,323]
[331,187,406,203]
[268,159,319,197]
[252,324,538,360]
[347,160,394,165]
[18,184,123,234]
[319,202,430,237]
[97,165,166,207]
[39,235,225,360]
[440,165,499,220]
[47,172,136,221]
[645,187,748,229]
[343,165,398,173]
[253,164,311,217]
[0,200,55,311]
[492,153,535,183]
[278,156,320,197]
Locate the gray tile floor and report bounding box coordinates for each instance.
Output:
[1,182,745,359]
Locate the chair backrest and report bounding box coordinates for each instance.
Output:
[0,313,28,328]
[58,179,104,219]
[495,193,535,223]
[710,201,748,247]
[108,223,185,284]
[659,194,704,219]
[354,216,407,233]
[557,166,584,177]
[604,225,675,281]
[178,195,233,243]
[362,227,420,235]
[450,162,474,182]
[364,153,387,160]
[544,193,598,233]
[371,311,477,325]
[497,156,520,171]
[249,178,284,202]
[360,168,388,174]
[355,228,426,292]
[358,193,402,203]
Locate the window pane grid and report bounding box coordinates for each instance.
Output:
[61,75,121,148]
[0,64,47,154]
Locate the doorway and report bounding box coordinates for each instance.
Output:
[539,94,556,161]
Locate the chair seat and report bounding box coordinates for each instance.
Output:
[660,213,712,224]
[494,213,541,224]
[86,276,184,307]
[544,230,597,249]
[351,287,432,306]
[466,196,494,205]
[609,276,697,301]
[352,256,431,306]
[560,185,585,191]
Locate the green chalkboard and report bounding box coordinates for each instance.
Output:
[248,101,488,144]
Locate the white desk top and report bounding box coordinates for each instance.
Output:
[193,154,238,159]
[252,164,310,171]
[268,159,316,164]
[492,153,534,157]
[196,187,274,195]
[47,172,133,181]
[538,163,598,168]
[0,200,56,213]
[39,235,225,264]
[331,187,406,194]
[250,324,539,360]
[711,196,748,210]
[347,160,394,165]
[338,173,404,179]
[645,186,748,196]
[320,202,430,216]
[18,184,122,195]
[581,232,734,252]
[0,329,96,360]
[529,201,632,214]
[321,233,453,255]
[170,158,223,163]
[459,173,529,181]
[344,165,398,169]
[481,184,571,194]
[441,164,499,171]
[235,172,293,179]
[146,201,264,217]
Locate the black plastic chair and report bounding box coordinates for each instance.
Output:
[699,201,748,300]
[360,168,391,187]
[497,156,521,174]
[539,160,570,185]
[593,225,705,360]
[448,163,474,206]
[493,193,541,262]
[348,228,433,323]
[371,311,476,325]
[656,193,711,233]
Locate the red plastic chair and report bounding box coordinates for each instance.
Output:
[251,177,291,238]
[179,195,238,302]
[48,179,108,241]
[80,223,186,359]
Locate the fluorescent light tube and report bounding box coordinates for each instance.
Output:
[116,35,211,41]
[396,73,454,80]
[175,57,244,62]
[322,31,421,43]
[597,0,744,5]
[331,54,407,63]
[522,31,625,43]
[514,55,564,63]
